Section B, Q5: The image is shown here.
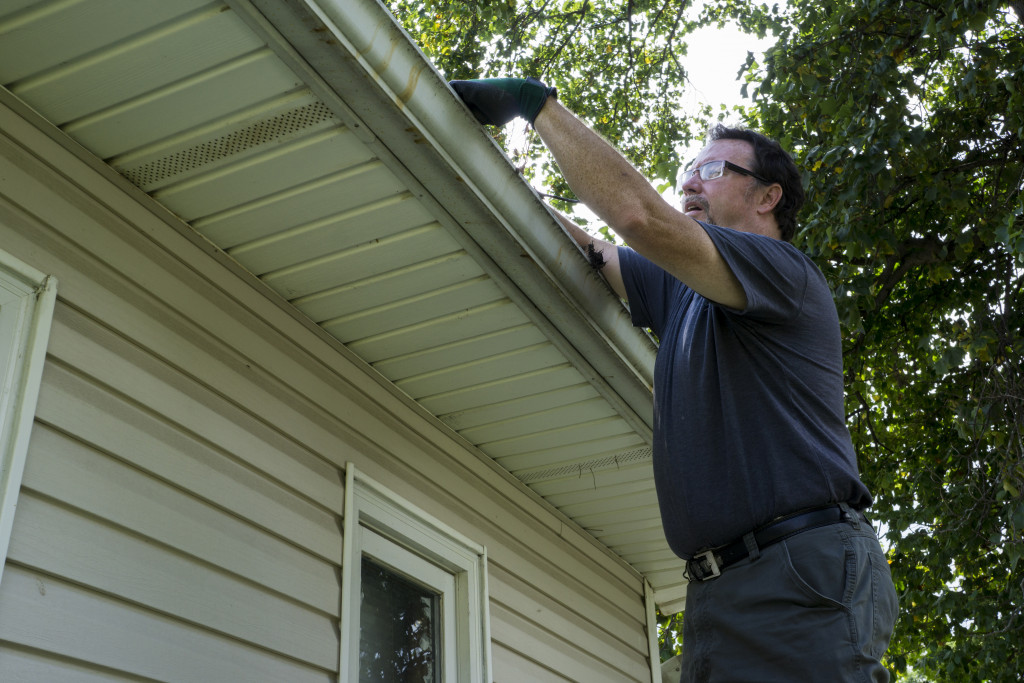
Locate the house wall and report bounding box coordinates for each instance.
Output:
[0,99,652,681]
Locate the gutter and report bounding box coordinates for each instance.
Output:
[238,0,658,436]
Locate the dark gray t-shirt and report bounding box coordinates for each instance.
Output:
[618,222,871,558]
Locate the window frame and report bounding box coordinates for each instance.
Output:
[340,463,491,683]
[359,526,454,681]
[0,249,57,588]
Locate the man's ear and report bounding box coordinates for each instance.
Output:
[756,183,783,215]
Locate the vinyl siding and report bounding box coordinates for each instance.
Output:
[0,96,651,681]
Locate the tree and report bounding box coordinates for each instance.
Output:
[387,0,704,201]
[385,0,1024,679]
[733,1,1023,679]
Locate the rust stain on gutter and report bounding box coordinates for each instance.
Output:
[404,126,427,144]
[353,20,399,77]
[353,18,426,108]
[398,61,427,106]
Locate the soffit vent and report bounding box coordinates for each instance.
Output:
[517,446,653,484]
[118,101,335,188]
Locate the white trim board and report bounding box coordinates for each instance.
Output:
[0,248,56,587]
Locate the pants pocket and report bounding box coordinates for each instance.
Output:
[868,547,900,659]
[781,525,854,610]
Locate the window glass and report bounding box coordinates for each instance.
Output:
[359,556,441,683]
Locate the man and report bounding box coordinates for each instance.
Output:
[449,77,898,681]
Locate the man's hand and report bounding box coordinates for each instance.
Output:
[449,77,556,126]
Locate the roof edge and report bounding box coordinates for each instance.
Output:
[242,0,656,433]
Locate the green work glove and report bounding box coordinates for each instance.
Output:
[449,77,557,126]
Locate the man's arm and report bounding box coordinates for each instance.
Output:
[533,100,746,310]
[550,210,627,300]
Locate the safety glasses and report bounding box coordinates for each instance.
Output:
[680,159,771,185]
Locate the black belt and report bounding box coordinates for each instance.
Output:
[685,505,863,582]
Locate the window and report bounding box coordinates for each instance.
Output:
[359,533,447,681]
[0,250,57,587]
[340,464,490,683]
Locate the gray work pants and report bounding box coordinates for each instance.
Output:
[680,510,899,682]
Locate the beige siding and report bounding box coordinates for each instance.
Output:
[0,100,652,680]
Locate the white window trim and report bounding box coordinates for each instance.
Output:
[339,462,491,683]
[0,250,57,588]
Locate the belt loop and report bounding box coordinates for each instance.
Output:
[839,502,860,529]
[742,531,760,561]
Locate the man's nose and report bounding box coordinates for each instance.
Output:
[680,171,701,194]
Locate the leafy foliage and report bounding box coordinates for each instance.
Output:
[657,607,684,662]
[736,1,1024,679]
[386,0,1024,680]
[388,0,706,199]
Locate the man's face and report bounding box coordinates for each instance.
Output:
[679,139,761,231]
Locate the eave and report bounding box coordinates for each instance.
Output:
[0,0,688,611]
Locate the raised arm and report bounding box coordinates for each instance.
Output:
[449,77,746,309]
[549,209,626,301]
[533,100,746,310]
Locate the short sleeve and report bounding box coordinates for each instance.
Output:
[700,222,813,323]
[617,245,683,337]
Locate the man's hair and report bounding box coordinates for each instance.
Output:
[708,124,805,242]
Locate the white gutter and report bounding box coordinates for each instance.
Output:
[236,0,657,437]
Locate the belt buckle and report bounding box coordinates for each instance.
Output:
[692,549,721,580]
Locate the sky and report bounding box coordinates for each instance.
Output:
[673,18,775,180]
[679,24,773,105]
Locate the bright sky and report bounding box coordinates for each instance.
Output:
[677,21,774,153]
[673,12,776,185]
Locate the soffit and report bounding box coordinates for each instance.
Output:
[0,0,687,609]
